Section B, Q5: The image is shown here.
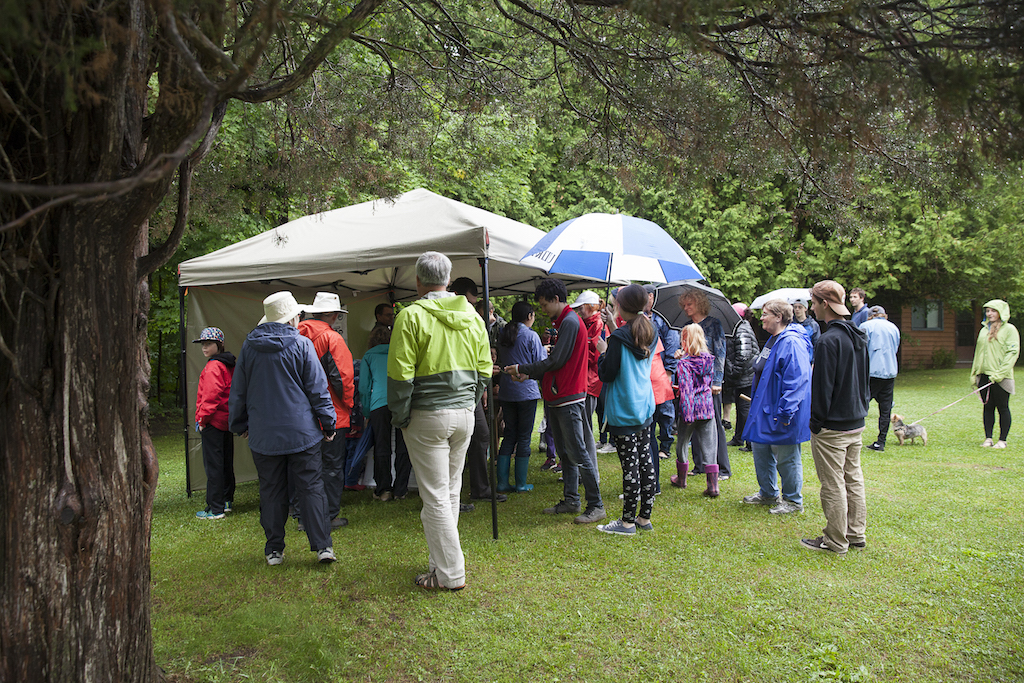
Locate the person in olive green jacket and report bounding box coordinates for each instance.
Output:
[387,251,491,591]
[971,299,1020,449]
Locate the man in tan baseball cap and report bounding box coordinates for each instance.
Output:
[802,279,870,555]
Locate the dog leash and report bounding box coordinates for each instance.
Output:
[908,382,993,426]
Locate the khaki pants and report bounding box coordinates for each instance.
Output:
[403,408,474,587]
[810,428,867,553]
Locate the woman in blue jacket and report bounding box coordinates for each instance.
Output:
[361,324,411,501]
[495,301,546,492]
[740,299,812,515]
[595,284,656,536]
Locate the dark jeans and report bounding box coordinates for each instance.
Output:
[201,426,235,514]
[727,384,752,444]
[653,400,675,453]
[499,399,538,460]
[596,387,609,443]
[869,377,895,445]
[980,374,1012,441]
[369,405,411,496]
[252,445,331,554]
[465,401,491,498]
[321,433,347,520]
[548,401,603,510]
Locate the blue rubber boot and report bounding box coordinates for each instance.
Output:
[513,456,534,492]
[496,454,514,493]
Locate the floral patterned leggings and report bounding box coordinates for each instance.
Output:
[615,425,657,523]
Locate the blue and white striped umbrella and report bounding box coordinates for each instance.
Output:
[518,213,704,284]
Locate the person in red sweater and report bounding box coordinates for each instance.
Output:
[571,290,605,468]
[298,292,355,529]
[194,327,236,519]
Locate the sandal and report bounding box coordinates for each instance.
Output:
[414,570,466,591]
[981,438,994,447]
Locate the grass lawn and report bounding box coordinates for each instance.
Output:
[153,367,1023,682]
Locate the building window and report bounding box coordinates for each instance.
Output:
[912,300,943,331]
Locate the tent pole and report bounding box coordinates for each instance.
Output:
[179,286,192,498]
[479,256,499,540]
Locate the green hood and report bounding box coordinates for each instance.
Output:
[406,295,482,331]
[984,299,1011,324]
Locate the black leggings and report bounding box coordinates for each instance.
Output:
[980,374,1012,441]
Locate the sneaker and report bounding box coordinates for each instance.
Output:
[374,491,393,502]
[726,438,743,447]
[738,445,752,452]
[540,457,556,470]
[769,501,803,515]
[317,547,337,564]
[224,500,233,513]
[266,550,284,566]
[867,441,885,452]
[597,519,636,536]
[331,516,349,529]
[574,507,607,524]
[636,521,654,531]
[196,509,225,520]
[742,492,780,505]
[543,500,581,515]
[719,473,730,481]
[849,541,866,550]
[722,420,732,430]
[552,464,562,474]
[459,502,475,512]
[658,451,670,460]
[597,442,616,454]
[799,536,846,555]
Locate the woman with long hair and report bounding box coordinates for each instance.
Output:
[595,283,657,535]
[495,300,546,491]
[971,300,1020,449]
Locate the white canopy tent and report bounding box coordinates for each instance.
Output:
[177,188,600,499]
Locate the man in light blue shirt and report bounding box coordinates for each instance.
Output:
[861,305,901,451]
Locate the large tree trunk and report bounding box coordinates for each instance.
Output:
[0,2,195,679]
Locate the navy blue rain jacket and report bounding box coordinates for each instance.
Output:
[229,322,336,455]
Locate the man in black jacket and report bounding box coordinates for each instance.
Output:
[801,280,870,555]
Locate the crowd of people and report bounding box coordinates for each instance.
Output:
[191,251,1019,580]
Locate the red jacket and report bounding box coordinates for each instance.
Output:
[298,319,354,428]
[582,311,604,398]
[195,355,234,431]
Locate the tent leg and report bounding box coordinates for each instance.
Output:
[479,257,499,540]
[179,286,192,498]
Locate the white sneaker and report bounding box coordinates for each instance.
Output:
[597,442,616,454]
[266,551,284,566]
[317,547,337,564]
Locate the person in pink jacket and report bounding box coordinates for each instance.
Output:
[194,327,236,519]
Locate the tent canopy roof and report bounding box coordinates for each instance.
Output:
[178,188,575,300]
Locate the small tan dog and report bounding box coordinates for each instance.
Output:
[891,414,927,446]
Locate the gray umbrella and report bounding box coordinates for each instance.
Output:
[652,280,741,336]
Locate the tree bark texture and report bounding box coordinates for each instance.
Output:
[0,2,202,679]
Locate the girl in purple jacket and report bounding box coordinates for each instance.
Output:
[671,324,721,497]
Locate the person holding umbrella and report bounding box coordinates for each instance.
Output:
[740,300,812,515]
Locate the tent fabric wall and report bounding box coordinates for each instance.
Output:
[178,188,597,495]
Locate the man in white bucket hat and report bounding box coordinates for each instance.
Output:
[229,291,339,565]
[298,292,355,530]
